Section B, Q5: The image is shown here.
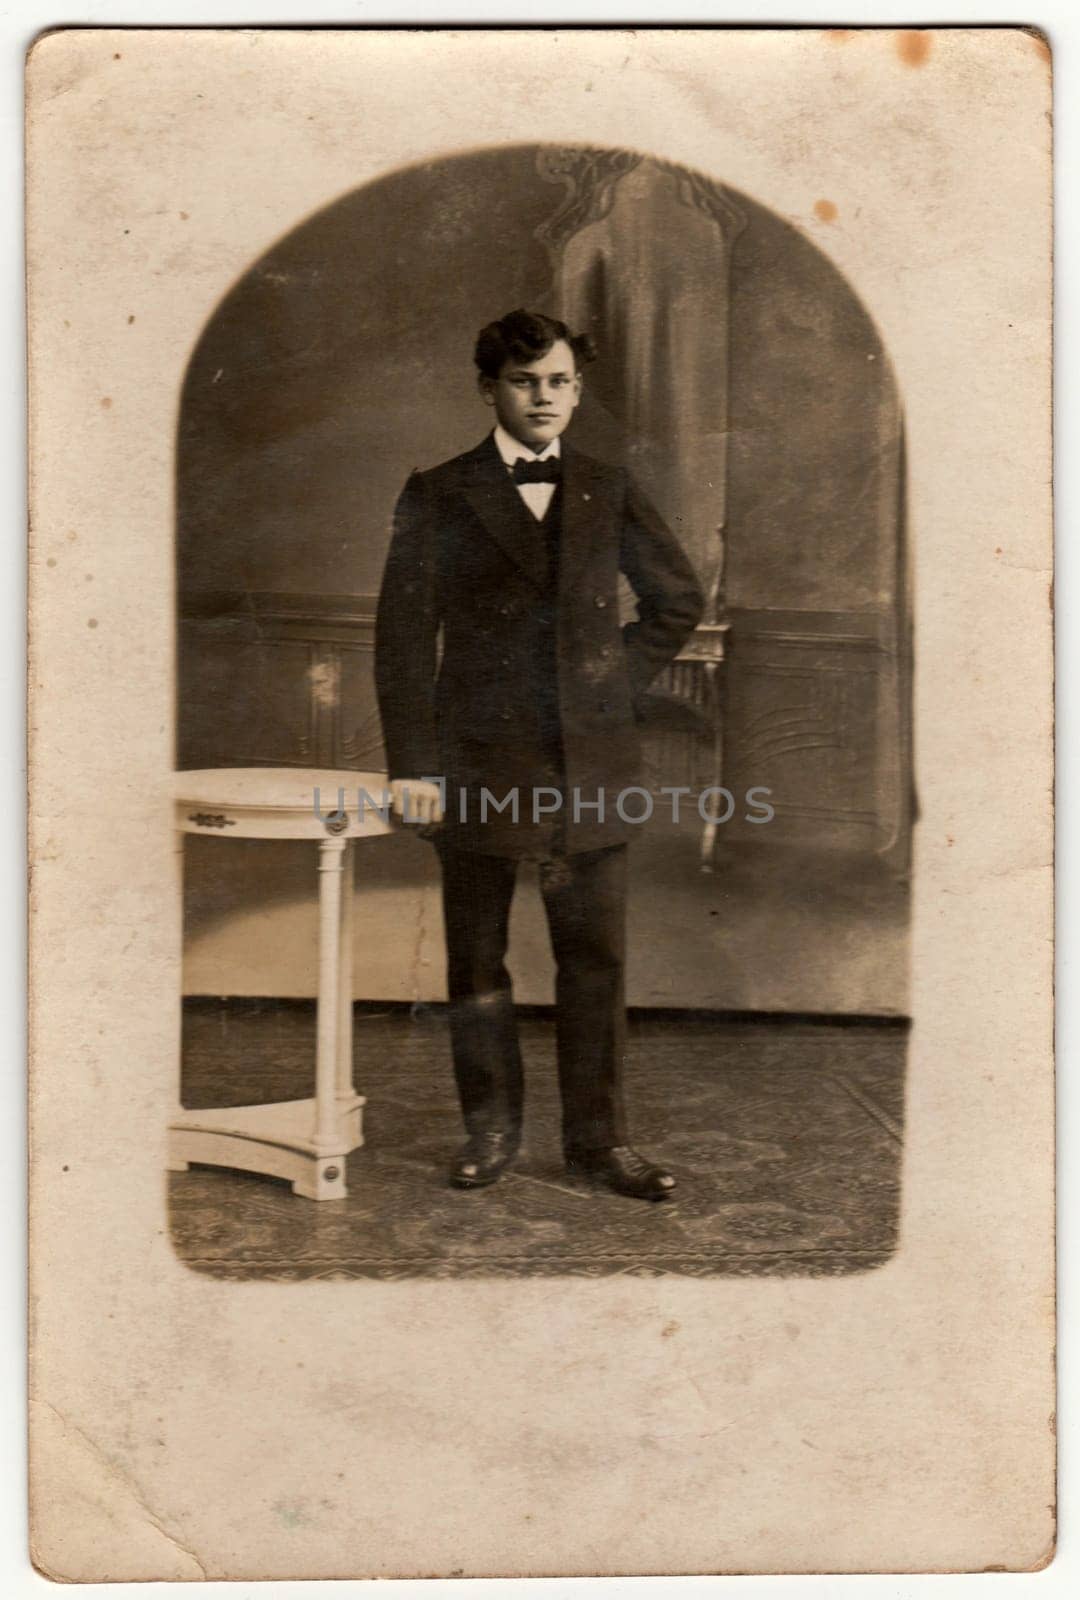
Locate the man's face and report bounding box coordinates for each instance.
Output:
[480,339,583,451]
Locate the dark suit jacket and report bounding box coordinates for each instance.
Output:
[374,434,704,855]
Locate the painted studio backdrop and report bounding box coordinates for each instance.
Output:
[176,144,912,1016]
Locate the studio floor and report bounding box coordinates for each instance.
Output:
[170,1002,908,1281]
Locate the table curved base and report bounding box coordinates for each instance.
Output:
[175,769,393,1202]
[169,1095,365,1200]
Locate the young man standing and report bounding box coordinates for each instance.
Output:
[375,309,704,1199]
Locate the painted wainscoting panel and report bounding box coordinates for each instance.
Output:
[724,608,907,855]
[178,593,386,774]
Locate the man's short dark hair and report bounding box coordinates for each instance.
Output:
[474,309,597,379]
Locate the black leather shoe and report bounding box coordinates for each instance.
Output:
[449,1131,519,1189]
[565,1145,677,1201]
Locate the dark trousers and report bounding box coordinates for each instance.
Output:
[435,840,629,1152]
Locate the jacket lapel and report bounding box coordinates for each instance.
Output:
[558,442,606,593]
[459,435,549,591]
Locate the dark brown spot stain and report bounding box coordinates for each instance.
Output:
[113,53,121,61]
[127,314,135,325]
[814,199,838,223]
[100,397,112,410]
[87,618,98,629]
[896,31,932,68]
[180,211,189,221]
[661,1319,680,1339]
[1027,31,1051,65]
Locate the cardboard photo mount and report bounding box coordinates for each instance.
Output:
[27,26,1053,1580]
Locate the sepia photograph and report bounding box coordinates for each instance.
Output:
[26,24,1053,1580]
[170,141,912,1280]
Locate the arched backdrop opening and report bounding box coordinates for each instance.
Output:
[176,143,911,1014]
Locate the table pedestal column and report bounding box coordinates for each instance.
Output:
[296,835,357,1199]
[168,831,367,1201]
[335,839,365,1146]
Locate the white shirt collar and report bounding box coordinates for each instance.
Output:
[492,422,561,467]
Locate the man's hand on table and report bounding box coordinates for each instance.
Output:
[389,778,445,825]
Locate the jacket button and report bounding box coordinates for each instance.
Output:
[593,595,608,609]
[500,710,512,721]
[501,656,511,668]
[599,644,613,659]
[499,603,511,617]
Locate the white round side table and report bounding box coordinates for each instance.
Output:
[170,768,394,1200]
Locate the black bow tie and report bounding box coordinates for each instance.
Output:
[511,457,561,485]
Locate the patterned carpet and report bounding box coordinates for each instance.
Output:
[170,1002,907,1281]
